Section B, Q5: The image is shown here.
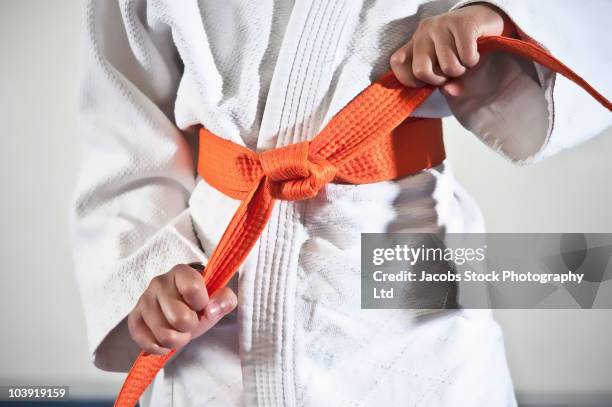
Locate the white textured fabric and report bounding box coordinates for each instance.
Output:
[72,0,611,405]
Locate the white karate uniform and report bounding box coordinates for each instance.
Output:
[72,0,611,405]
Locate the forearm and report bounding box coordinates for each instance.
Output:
[73,0,206,371]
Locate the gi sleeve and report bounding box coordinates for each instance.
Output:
[446,0,612,164]
[71,1,207,372]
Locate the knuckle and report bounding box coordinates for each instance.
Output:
[467,25,480,41]
[172,264,190,275]
[169,264,191,279]
[183,269,207,289]
[441,62,465,77]
[133,333,147,348]
[173,264,198,275]
[464,52,480,67]
[156,329,180,348]
[128,324,139,342]
[171,310,196,330]
[149,275,164,289]
[185,283,206,302]
[455,18,478,38]
[180,277,206,300]
[412,65,429,81]
[389,52,405,68]
[127,312,138,335]
[456,15,473,29]
[142,289,158,306]
[433,15,447,28]
[447,19,460,32]
[185,276,204,291]
[185,284,208,306]
[175,265,202,284]
[129,326,146,347]
[170,264,185,273]
[418,17,434,31]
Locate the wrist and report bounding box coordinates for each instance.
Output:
[466,2,518,37]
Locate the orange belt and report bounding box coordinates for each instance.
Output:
[114,35,611,406]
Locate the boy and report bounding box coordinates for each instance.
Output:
[72,1,611,405]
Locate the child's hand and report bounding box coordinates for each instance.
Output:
[127,264,237,355]
[390,4,513,96]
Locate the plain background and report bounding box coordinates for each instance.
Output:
[1,0,611,404]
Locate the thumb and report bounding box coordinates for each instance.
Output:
[441,78,464,97]
[190,287,238,340]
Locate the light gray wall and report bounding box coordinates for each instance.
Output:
[444,119,612,402]
[0,0,120,399]
[0,0,610,402]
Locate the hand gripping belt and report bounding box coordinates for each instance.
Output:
[114,35,611,406]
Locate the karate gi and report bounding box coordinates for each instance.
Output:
[72,0,612,405]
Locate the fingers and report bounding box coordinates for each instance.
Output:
[174,265,209,312]
[127,312,171,355]
[441,78,465,97]
[157,278,199,333]
[390,6,504,90]
[449,22,480,68]
[391,23,460,88]
[127,264,237,355]
[390,40,416,87]
[140,286,192,350]
[432,29,466,79]
[412,30,447,87]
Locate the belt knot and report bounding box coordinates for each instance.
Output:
[259,141,336,200]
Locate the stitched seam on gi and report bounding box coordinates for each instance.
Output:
[272,1,331,404]
[280,2,342,403]
[251,1,317,403]
[289,1,352,404]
